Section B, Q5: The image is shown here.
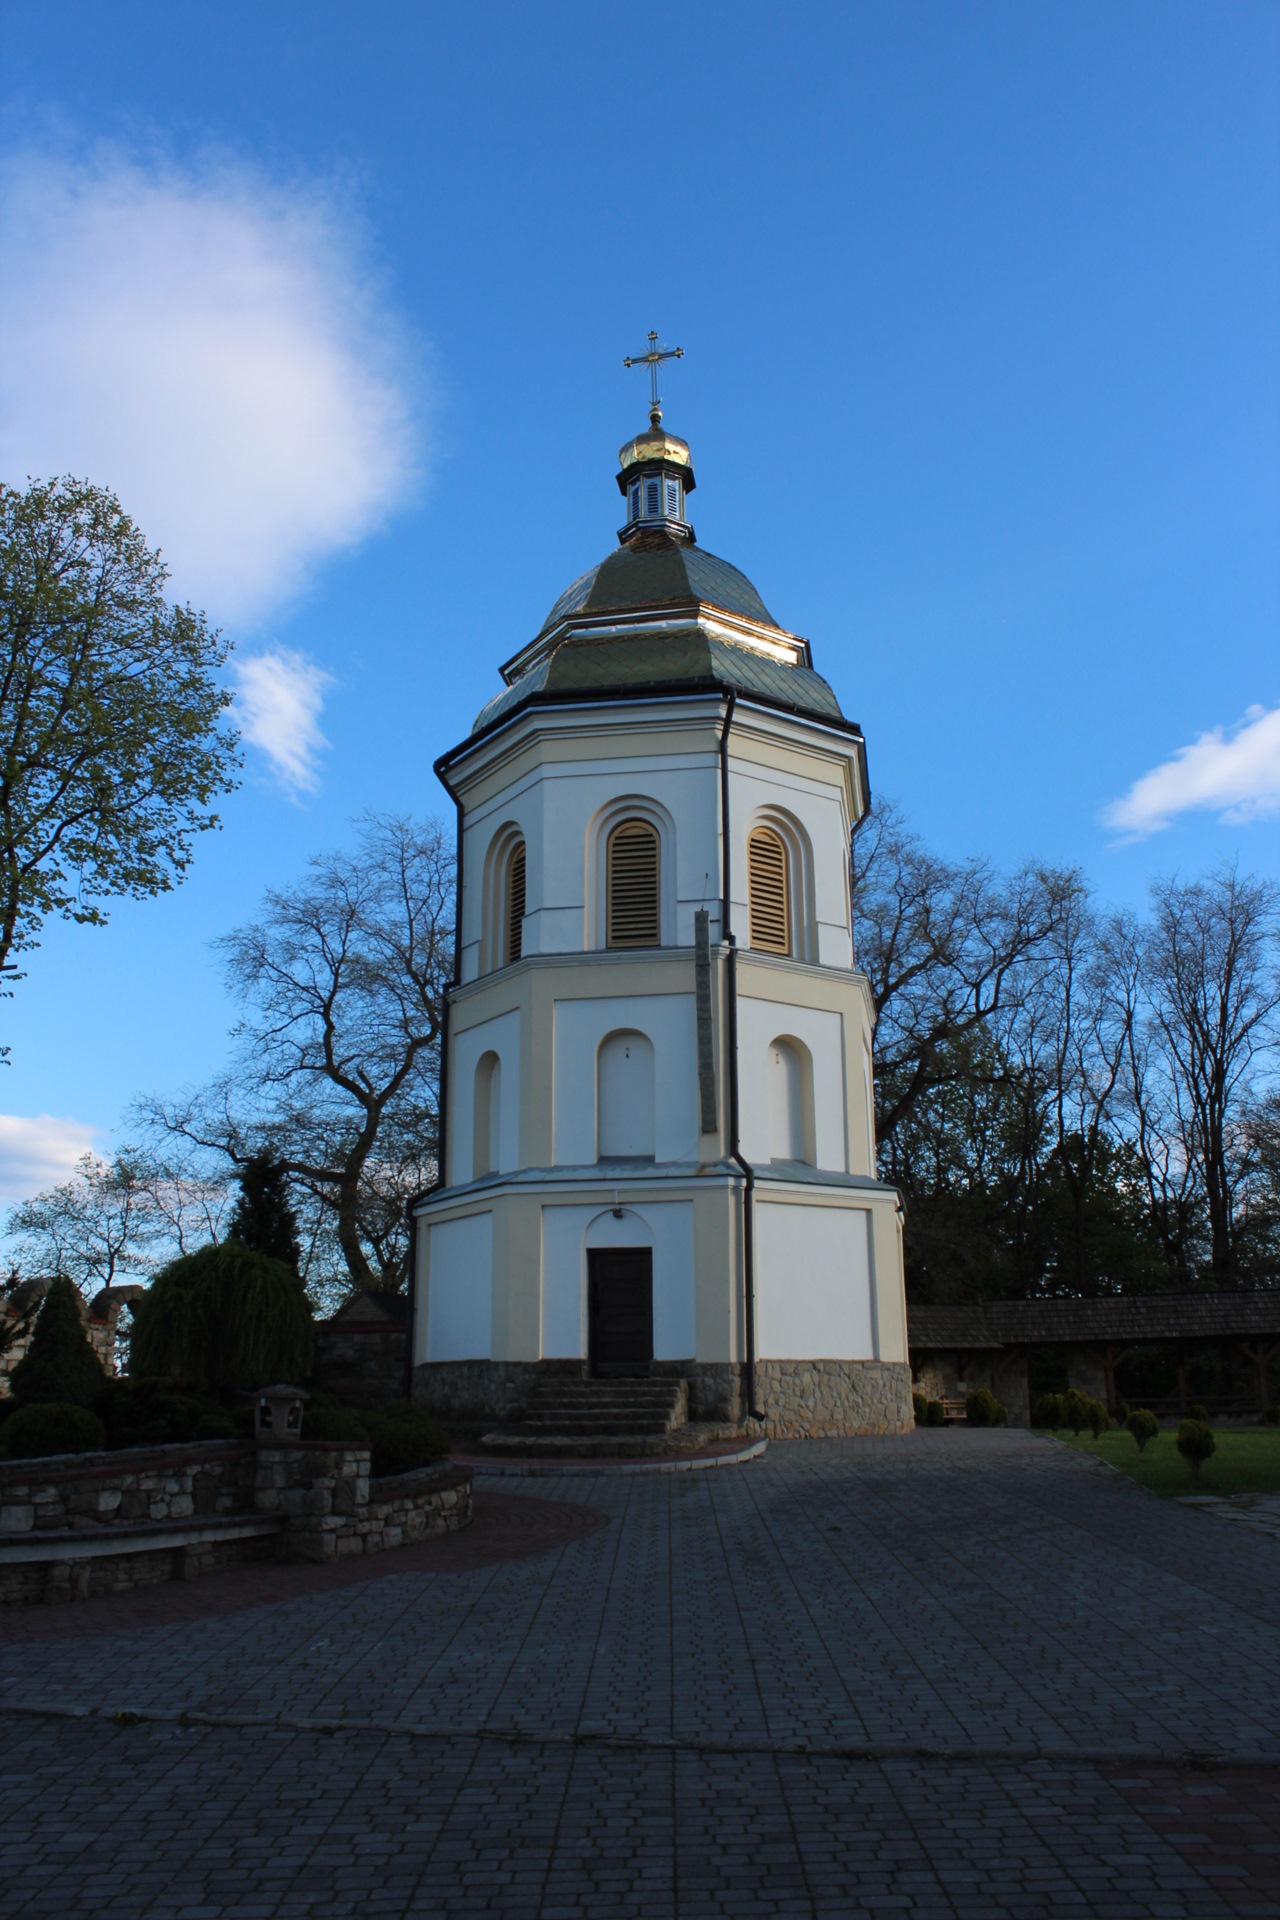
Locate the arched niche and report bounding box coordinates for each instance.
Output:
[472,1050,502,1177]
[597,1029,656,1159]
[767,1034,815,1164]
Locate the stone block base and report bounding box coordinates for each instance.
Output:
[755,1359,914,1438]
[412,1358,913,1438]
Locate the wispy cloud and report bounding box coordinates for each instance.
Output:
[0,1114,100,1207]
[234,647,333,795]
[0,142,422,628]
[1103,703,1280,838]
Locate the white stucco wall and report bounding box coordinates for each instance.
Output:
[735,997,847,1171]
[425,1212,494,1360]
[540,1200,696,1359]
[754,1203,874,1359]
[451,1008,522,1183]
[552,993,699,1165]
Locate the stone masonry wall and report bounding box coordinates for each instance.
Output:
[0,1439,256,1535]
[0,1439,472,1604]
[311,1324,407,1405]
[755,1360,914,1439]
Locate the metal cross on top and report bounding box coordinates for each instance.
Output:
[623,330,684,426]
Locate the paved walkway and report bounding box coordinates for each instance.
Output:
[2,1430,1277,1917]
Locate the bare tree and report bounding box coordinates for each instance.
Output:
[140,813,454,1293]
[5,1147,229,1294]
[850,801,1079,1154]
[1140,866,1280,1284]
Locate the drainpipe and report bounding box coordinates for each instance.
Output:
[719,694,764,1424]
[402,758,465,1400]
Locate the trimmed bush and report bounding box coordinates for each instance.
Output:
[303,1407,370,1445]
[0,1402,106,1459]
[10,1277,105,1411]
[925,1399,945,1427]
[1114,1401,1130,1427]
[1032,1392,1064,1430]
[1176,1418,1215,1479]
[1085,1397,1110,1438]
[912,1392,928,1425]
[1125,1408,1160,1453]
[129,1240,313,1395]
[964,1388,1007,1427]
[1188,1402,1209,1423]
[362,1406,448,1477]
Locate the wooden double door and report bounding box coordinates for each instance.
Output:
[587,1248,653,1378]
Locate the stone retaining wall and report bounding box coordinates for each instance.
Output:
[0,1440,472,1604]
[0,1439,256,1534]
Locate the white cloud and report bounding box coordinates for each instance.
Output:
[1103,703,1280,838]
[234,646,333,794]
[0,143,421,628]
[0,1114,100,1207]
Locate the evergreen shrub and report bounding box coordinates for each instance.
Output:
[10,1277,106,1411]
[362,1405,448,1477]
[100,1378,227,1449]
[1188,1403,1209,1423]
[964,1388,1008,1427]
[227,1150,302,1271]
[912,1392,928,1425]
[1,1402,106,1459]
[1032,1392,1064,1430]
[130,1241,313,1395]
[1125,1408,1160,1452]
[925,1399,945,1427]
[1266,1403,1280,1427]
[1176,1419,1215,1479]
[303,1407,370,1445]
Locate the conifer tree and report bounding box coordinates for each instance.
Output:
[10,1276,106,1410]
[227,1149,302,1273]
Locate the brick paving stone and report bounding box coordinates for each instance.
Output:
[2,1431,1279,1915]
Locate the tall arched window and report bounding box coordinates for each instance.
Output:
[748,825,790,955]
[472,1051,502,1177]
[606,819,660,948]
[767,1036,814,1164]
[597,1030,655,1158]
[505,841,526,965]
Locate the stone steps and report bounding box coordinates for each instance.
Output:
[478,1376,696,1458]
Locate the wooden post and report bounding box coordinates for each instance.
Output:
[1237,1340,1279,1419]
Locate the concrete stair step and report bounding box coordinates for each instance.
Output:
[519,1413,676,1435]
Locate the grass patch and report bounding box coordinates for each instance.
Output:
[1041,1427,1280,1499]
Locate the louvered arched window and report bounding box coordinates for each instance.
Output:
[606,819,660,948]
[505,842,526,965]
[748,826,790,955]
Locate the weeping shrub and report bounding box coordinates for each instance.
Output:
[129,1240,313,1395]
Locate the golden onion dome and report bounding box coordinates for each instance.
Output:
[618,424,692,472]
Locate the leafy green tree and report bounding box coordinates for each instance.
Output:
[129,1240,313,1394]
[10,1275,106,1409]
[227,1149,302,1273]
[0,476,239,1019]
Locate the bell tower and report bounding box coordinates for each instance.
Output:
[410,356,911,1440]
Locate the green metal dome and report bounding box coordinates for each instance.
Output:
[538,539,778,636]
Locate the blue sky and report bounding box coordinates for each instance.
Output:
[1,0,1277,1204]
